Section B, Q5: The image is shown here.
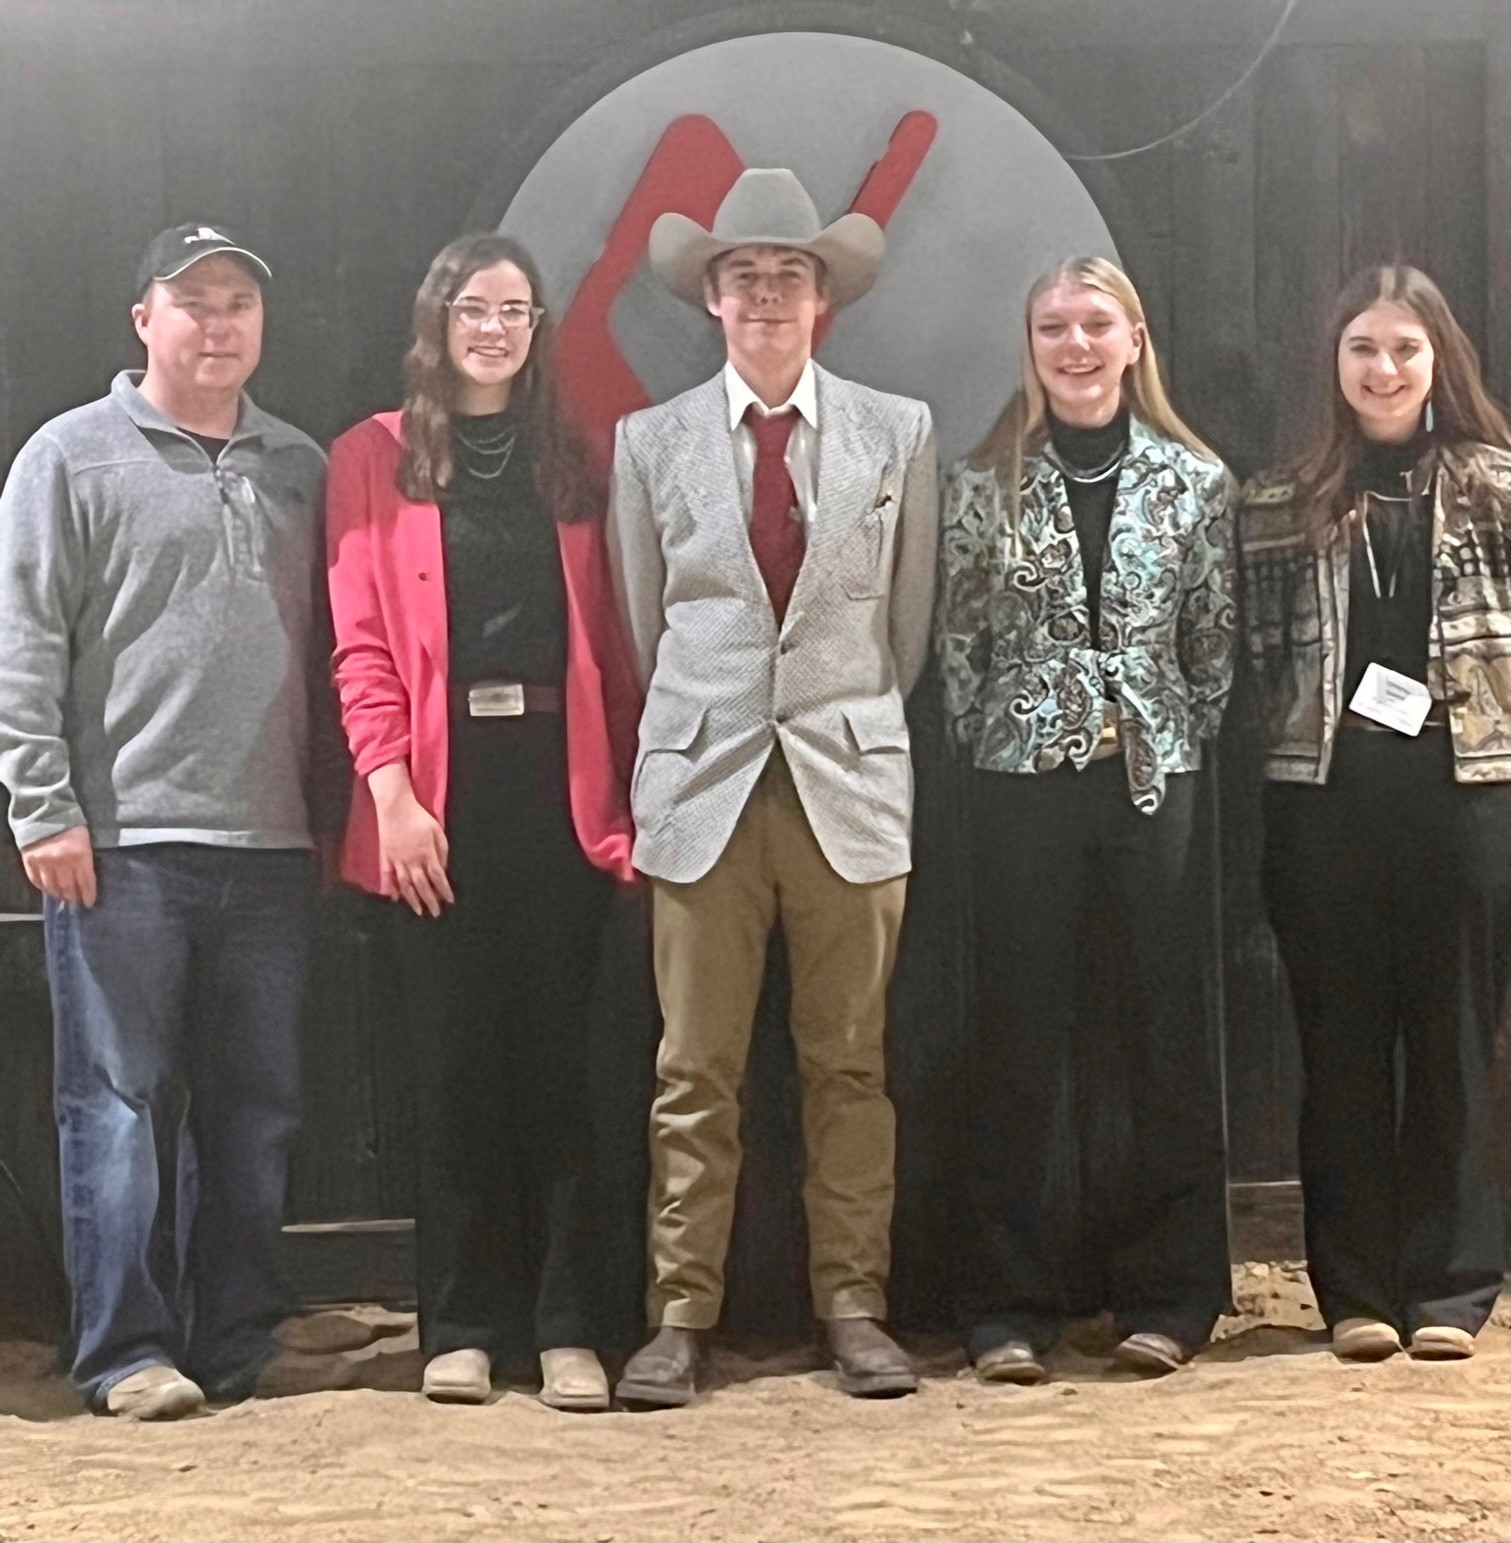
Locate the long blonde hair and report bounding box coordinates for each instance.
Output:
[971,257,1216,553]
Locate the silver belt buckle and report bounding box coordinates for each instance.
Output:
[468,683,525,718]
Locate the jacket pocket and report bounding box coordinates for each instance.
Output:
[843,698,910,755]
[633,701,705,809]
[639,696,706,754]
[840,506,890,600]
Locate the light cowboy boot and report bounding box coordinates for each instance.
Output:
[1331,1318,1402,1361]
[1408,1325,1476,1360]
[538,1347,610,1411]
[422,1348,491,1403]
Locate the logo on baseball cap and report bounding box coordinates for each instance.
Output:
[135,224,272,298]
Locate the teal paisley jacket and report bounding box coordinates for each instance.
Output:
[935,416,1237,812]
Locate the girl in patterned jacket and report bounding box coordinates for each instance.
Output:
[938,256,1237,1384]
[1239,264,1511,1363]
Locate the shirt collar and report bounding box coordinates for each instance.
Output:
[723,358,819,433]
[111,370,273,447]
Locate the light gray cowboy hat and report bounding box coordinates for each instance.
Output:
[649,167,885,309]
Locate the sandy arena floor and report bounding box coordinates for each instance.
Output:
[1,1267,1506,1543]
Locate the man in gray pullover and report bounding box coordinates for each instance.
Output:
[0,225,340,1418]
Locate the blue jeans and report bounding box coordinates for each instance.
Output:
[45,844,313,1405]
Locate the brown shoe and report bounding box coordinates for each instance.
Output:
[974,1339,1048,1385]
[1112,1332,1188,1375]
[617,1326,701,1409]
[824,1318,918,1398]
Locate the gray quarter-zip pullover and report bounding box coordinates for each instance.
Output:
[0,372,328,850]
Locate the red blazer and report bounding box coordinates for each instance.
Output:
[326,411,639,895]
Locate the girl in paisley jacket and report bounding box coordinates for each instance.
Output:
[937,257,1237,1383]
[1239,264,1511,1363]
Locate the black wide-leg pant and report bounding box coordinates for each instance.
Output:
[1263,729,1510,1336]
[393,709,611,1363]
[959,758,1232,1358]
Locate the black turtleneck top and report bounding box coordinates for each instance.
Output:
[440,410,566,688]
[1344,435,1433,707]
[1049,408,1129,643]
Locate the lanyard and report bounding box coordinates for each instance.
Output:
[1357,468,1431,603]
[1359,505,1399,601]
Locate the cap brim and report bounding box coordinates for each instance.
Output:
[153,246,272,285]
[649,211,883,310]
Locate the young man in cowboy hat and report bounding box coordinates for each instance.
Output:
[0,224,347,1417]
[606,167,938,1404]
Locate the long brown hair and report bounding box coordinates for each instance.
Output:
[971,257,1216,554]
[397,232,599,522]
[1290,264,1511,547]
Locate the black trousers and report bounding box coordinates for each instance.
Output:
[1264,729,1510,1336]
[960,758,1231,1356]
[393,709,611,1362]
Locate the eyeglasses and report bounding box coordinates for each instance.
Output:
[446,299,545,332]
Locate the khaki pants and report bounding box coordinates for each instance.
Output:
[646,752,908,1329]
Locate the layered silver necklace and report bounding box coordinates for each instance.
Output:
[454,418,519,481]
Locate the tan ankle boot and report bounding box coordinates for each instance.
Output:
[538,1347,609,1411]
[422,1348,491,1403]
[1408,1325,1476,1360]
[1332,1318,1401,1361]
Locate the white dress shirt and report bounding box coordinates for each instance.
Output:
[723,358,820,529]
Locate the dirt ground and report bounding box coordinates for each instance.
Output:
[1,1267,1506,1543]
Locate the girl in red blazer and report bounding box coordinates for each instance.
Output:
[327,233,637,1411]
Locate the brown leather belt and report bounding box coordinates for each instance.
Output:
[460,681,562,717]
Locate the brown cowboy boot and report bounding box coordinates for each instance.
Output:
[617,1326,702,1408]
[824,1318,917,1398]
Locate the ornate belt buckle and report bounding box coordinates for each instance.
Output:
[467,683,525,718]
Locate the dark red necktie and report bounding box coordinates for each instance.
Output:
[745,405,806,621]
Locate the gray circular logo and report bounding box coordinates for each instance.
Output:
[501,31,1117,464]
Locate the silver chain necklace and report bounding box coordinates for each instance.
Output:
[454,422,519,481]
[1044,441,1125,485]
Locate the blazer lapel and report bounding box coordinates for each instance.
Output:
[1099,418,1179,573]
[811,368,876,537]
[787,370,876,618]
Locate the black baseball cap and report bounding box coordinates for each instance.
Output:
[135,224,272,299]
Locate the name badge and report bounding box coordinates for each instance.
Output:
[467,683,525,718]
[1348,662,1433,736]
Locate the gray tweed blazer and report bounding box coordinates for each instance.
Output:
[606,363,938,884]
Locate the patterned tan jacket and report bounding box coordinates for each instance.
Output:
[1238,445,1511,784]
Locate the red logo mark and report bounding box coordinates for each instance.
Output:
[555,111,938,464]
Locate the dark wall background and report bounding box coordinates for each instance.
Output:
[4,0,1510,1336]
